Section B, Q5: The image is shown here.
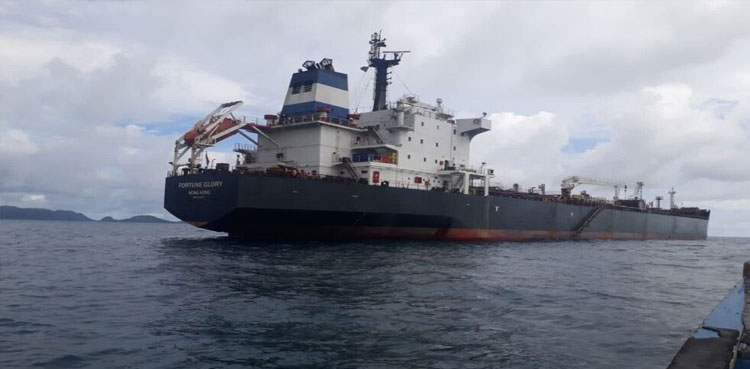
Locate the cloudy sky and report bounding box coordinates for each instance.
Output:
[1,1,748,236]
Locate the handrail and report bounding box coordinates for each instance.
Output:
[269,113,357,128]
[352,154,397,165]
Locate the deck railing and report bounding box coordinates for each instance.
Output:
[351,154,397,165]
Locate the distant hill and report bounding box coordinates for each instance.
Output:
[0,205,92,221]
[0,205,175,223]
[99,215,173,223]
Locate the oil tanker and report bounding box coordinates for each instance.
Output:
[164,32,709,241]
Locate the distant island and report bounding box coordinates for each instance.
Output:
[0,206,176,223]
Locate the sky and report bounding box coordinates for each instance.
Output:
[0,1,749,236]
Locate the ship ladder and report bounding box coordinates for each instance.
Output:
[450,175,464,193]
[341,157,359,180]
[572,206,605,237]
[367,126,385,145]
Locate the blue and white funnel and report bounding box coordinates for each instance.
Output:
[281,58,349,120]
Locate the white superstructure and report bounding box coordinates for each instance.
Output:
[235,32,495,195]
[245,94,492,195]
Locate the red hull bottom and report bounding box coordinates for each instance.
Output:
[222,225,707,242]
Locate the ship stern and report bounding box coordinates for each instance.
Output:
[164,171,238,232]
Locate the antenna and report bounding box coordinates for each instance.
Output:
[634,181,644,200]
[655,196,663,209]
[365,31,409,111]
[668,188,677,209]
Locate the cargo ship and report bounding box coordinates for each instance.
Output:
[164,32,709,241]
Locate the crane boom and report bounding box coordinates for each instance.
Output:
[170,101,250,175]
[561,175,629,200]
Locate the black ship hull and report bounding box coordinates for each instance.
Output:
[164,172,709,241]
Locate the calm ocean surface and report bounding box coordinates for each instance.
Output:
[1,220,748,369]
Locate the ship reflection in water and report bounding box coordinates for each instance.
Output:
[150,234,742,368]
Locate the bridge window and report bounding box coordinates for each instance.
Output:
[291,84,301,94]
[303,81,313,92]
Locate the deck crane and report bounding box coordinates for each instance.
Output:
[560,176,630,201]
[170,100,274,176]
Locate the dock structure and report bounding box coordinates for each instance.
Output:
[667,262,750,369]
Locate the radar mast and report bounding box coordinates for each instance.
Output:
[365,31,409,111]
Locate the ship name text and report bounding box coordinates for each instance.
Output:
[178,181,223,189]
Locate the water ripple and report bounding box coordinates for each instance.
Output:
[1,220,748,369]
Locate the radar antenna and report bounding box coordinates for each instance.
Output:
[363,31,409,111]
[668,188,677,209]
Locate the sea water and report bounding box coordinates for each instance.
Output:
[1,219,748,368]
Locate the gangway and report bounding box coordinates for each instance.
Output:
[572,206,605,236]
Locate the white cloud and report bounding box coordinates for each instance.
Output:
[151,55,252,115]
[0,129,38,155]
[21,193,45,202]
[471,111,568,189]
[0,1,749,234]
[0,35,120,83]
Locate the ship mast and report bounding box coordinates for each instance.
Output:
[366,31,409,111]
